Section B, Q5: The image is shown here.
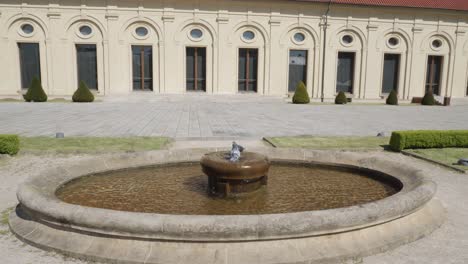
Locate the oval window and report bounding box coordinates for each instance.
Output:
[294,33,305,43]
[79,25,92,36]
[135,27,148,37]
[342,35,354,45]
[432,39,442,49]
[242,31,255,41]
[388,37,399,47]
[190,29,203,39]
[21,24,34,34]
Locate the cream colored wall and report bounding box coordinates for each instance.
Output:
[0,0,468,99]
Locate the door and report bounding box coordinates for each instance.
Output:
[76,44,98,90]
[288,50,308,92]
[186,47,206,91]
[238,48,258,92]
[18,43,41,89]
[336,52,355,94]
[425,56,443,95]
[382,54,400,94]
[132,46,153,91]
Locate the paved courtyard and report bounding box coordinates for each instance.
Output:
[0,94,467,138]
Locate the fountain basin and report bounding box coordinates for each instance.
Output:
[201,151,269,196]
[9,149,445,264]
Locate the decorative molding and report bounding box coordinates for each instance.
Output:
[217,10,229,24]
[216,17,229,24]
[455,29,466,36]
[269,12,281,26]
[455,22,466,36]
[105,13,119,21]
[367,24,379,31]
[47,12,61,19]
[412,27,423,33]
[162,8,175,23]
[162,15,175,22]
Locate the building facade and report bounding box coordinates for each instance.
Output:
[1,0,468,100]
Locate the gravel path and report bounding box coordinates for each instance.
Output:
[0,149,467,263]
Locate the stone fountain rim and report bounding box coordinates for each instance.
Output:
[16,148,436,242]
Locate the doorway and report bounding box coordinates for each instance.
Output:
[76,44,98,90]
[132,46,153,91]
[288,50,308,92]
[336,52,355,94]
[382,54,400,94]
[425,55,443,95]
[186,47,206,91]
[18,43,41,89]
[238,48,258,92]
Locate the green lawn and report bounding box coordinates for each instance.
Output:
[0,98,22,102]
[19,136,170,154]
[405,148,468,172]
[264,136,389,150]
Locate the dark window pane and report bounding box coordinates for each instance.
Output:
[288,50,308,92]
[132,46,153,91]
[238,48,258,92]
[336,52,355,94]
[425,56,443,95]
[186,47,206,91]
[76,44,98,90]
[382,54,400,94]
[18,43,41,89]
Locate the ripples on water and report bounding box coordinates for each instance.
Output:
[56,162,400,215]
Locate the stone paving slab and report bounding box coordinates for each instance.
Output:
[0,95,467,138]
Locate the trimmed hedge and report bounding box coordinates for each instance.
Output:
[73,81,95,102]
[0,135,20,155]
[23,76,47,102]
[421,90,436,105]
[292,81,310,104]
[386,89,398,105]
[335,91,347,104]
[389,130,468,151]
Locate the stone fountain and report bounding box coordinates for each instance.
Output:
[201,142,269,196]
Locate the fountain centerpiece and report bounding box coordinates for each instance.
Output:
[201,142,269,196]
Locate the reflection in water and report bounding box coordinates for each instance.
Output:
[56,162,400,215]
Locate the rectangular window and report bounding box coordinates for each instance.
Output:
[336,52,355,94]
[238,48,258,92]
[382,54,400,94]
[425,55,443,96]
[288,50,308,92]
[132,46,153,91]
[18,43,41,89]
[76,44,98,90]
[186,47,206,91]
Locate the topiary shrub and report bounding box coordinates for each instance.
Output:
[72,81,95,103]
[421,90,436,105]
[335,91,347,104]
[23,76,47,102]
[0,135,20,155]
[389,130,468,151]
[386,89,398,105]
[292,81,310,104]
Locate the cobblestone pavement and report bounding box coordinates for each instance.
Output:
[0,94,467,138]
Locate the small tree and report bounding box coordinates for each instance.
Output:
[421,90,436,106]
[292,81,310,104]
[386,89,398,105]
[23,76,47,102]
[335,91,348,104]
[72,81,95,103]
